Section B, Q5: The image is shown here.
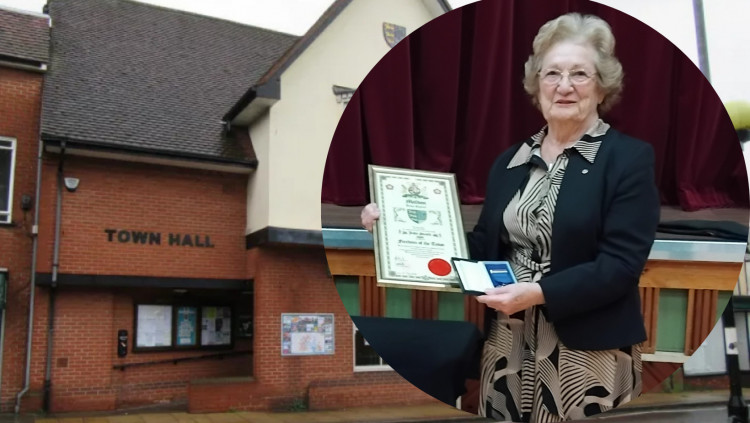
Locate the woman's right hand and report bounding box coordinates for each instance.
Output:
[361,203,381,233]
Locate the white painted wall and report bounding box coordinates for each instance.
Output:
[594,0,750,103]
[247,111,271,233]
[594,0,698,62]
[247,0,442,233]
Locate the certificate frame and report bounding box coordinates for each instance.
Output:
[368,165,468,291]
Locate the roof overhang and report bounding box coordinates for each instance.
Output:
[0,53,47,73]
[42,135,257,174]
[223,79,280,126]
[222,0,450,127]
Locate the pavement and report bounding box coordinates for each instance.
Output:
[1,389,748,423]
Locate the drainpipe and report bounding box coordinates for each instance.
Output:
[0,282,6,406]
[42,141,64,412]
[15,98,47,416]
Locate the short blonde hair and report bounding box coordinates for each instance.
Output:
[523,13,623,113]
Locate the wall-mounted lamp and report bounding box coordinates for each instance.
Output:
[21,194,33,211]
[63,177,80,193]
[332,85,355,104]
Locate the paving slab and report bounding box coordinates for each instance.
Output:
[178,416,211,423]
[104,416,145,423]
[138,415,178,423]
[12,389,750,423]
[203,414,246,423]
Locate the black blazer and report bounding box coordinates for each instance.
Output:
[467,128,660,351]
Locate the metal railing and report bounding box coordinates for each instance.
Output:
[112,350,251,371]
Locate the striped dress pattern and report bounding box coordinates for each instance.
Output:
[478,121,642,423]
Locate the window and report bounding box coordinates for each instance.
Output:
[333,276,391,370]
[0,137,17,224]
[0,270,7,310]
[134,303,232,352]
[353,325,391,372]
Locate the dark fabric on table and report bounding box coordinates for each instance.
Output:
[321,0,747,211]
[657,220,749,242]
[351,316,483,405]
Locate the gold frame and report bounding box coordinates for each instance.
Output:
[368,165,468,291]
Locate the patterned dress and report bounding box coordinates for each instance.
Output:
[478,121,642,423]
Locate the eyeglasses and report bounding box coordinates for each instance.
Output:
[539,68,597,85]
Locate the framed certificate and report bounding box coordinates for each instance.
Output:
[368,165,469,291]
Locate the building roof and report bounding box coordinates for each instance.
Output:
[223,0,352,123]
[256,0,452,88]
[41,0,298,165]
[0,6,49,65]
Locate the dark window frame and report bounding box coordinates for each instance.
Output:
[0,137,17,224]
[133,302,234,353]
[353,325,391,372]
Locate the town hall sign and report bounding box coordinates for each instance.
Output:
[104,229,215,248]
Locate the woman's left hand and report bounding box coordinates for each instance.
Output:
[476,283,546,315]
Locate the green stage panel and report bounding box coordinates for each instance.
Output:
[655,289,734,353]
[656,289,688,352]
[438,292,464,321]
[718,291,732,319]
[385,288,412,318]
[334,276,360,316]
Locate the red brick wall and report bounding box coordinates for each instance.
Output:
[251,247,352,397]
[188,372,439,413]
[0,67,44,412]
[36,157,247,279]
[186,246,440,413]
[18,284,50,413]
[49,289,116,411]
[25,286,253,412]
[19,156,252,412]
[13,134,437,413]
[308,372,439,410]
[109,289,253,410]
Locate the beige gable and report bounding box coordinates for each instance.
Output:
[246,1,446,233]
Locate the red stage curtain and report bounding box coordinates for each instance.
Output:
[321,0,748,211]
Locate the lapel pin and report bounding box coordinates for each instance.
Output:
[582,169,589,174]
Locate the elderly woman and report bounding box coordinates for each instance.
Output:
[362,12,659,423]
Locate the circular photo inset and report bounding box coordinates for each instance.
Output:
[321,1,748,421]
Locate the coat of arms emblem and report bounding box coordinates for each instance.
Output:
[383,22,406,48]
[407,209,427,224]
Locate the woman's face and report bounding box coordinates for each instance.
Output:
[537,41,604,126]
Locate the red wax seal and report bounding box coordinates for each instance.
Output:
[428,258,452,276]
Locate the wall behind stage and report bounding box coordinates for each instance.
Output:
[322,0,748,212]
